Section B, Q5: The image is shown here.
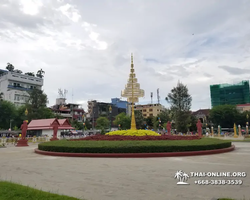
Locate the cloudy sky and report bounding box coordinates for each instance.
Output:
[1,0,250,111]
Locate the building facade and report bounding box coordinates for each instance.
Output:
[134,103,165,118]
[236,104,250,113]
[0,69,43,106]
[192,109,210,124]
[50,98,85,122]
[87,100,126,128]
[210,80,250,107]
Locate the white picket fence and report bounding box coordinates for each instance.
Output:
[0,135,87,146]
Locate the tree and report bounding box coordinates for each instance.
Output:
[154,109,171,130]
[69,119,83,130]
[145,116,154,129]
[26,88,51,121]
[134,110,144,129]
[188,114,197,131]
[6,63,14,72]
[0,100,17,129]
[166,81,192,132]
[14,69,22,74]
[96,117,109,130]
[0,92,3,101]
[36,69,45,78]
[84,119,92,130]
[209,105,239,128]
[113,112,130,130]
[25,72,35,76]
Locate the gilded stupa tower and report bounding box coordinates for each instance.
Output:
[121,53,144,130]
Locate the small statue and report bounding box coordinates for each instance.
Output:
[52,123,59,139]
[196,119,202,137]
[21,121,28,140]
[166,121,171,136]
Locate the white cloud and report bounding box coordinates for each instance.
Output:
[19,0,43,15]
[1,0,250,111]
[58,3,81,22]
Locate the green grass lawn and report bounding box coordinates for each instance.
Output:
[0,181,81,200]
[38,138,232,153]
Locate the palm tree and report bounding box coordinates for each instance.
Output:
[182,173,189,182]
[36,69,45,78]
[174,170,183,182]
[6,63,14,72]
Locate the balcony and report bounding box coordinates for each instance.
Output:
[8,85,32,91]
[7,72,43,86]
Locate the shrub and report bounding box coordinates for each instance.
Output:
[38,138,232,153]
[106,129,160,136]
[70,135,201,141]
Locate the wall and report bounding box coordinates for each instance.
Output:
[42,129,54,137]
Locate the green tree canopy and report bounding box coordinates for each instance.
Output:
[6,63,14,72]
[0,101,17,129]
[36,69,45,78]
[96,117,109,130]
[25,88,53,121]
[134,110,144,129]
[0,92,3,101]
[209,105,240,127]
[166,81,192,132]
[113,112,130,130]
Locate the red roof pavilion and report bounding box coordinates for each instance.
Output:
[28,118,74,131]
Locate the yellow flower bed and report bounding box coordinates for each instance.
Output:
[106,130,160,136]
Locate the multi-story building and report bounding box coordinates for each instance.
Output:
[236,104,250,113]
[87,100,126,128]
[0,69,43,106]
[210,80,250,107]
[192,109,210,124]
[50,98,85,122]
[111,98,128,109]
[134,103,165,118]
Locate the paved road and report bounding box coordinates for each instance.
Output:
[0,143,250,200]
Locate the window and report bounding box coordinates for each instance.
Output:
[150,114,153,117]
[143,114,147,117]
[149,109,153,112]
[143,109,146,112]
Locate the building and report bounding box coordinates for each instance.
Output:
[210,80,250,107]
[27,118,74,137]
[236,104,250,113]
[111,98,128,109]
[50,98,85,122]
[192,109,210,124]
[87,100,126,128]
[0,69,43,106]
[134,103,165,118]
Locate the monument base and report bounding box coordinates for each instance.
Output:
[50,138,59,141]
[16,139,29,147]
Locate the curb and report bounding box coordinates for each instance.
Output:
[34,145,235,158]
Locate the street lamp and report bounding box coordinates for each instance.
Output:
[109,105,112,131]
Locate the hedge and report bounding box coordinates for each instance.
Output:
[70,135,201,141]
[38,138,232,154]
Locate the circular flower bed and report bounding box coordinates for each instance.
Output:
[38,138,232,154]
[105,129,160,136]
[70,135,201,141]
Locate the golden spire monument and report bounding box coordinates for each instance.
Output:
[121,53,144,130]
